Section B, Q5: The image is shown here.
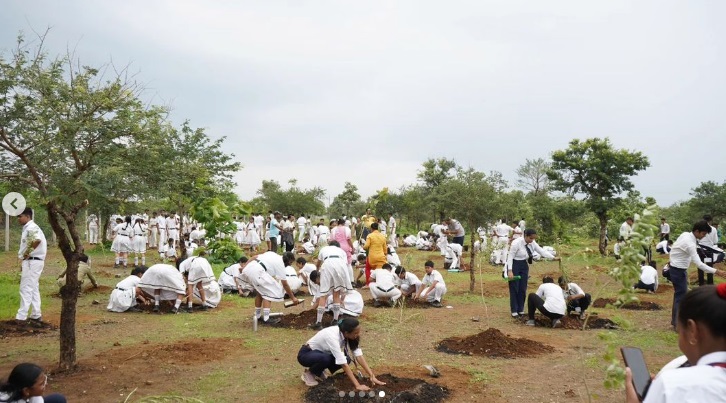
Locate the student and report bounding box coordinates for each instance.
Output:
[57,254,98,290]
[353,254,368,287]
[656,239,672,254]
[137,263,187,314]
[156,213,167,251]
[633,261,659,293]
[107,266,148,312]
[309,241,352,329]
[526,276,566,328]
[296,257,317,288]
[87,214,99,245]
[698,214,723,286]
[492,219,512,265]
[111,216,133,269]
[131,218,148,266]
[158,238,177,262]
[394,266,423,299]
[558,276,591,320]
[297,237,316,254]
[244,217,261,252]
[297,318,386,390]
[178,252,216,312]
[512,223,523,240]
[614,237,625,260]
[667,221,726,328]
[420,260,447,307]
[240,251,299,324]
[218,257,249,294]
[268,212,283,252]
[443,218,465,246]
[326,290,364,317]
[284,263,303,294]
[388,214,397,246]
[363,223,387,270]
[386,246,401,267]
[619,217,634,240]
[624,284,726,403]
[444,242,463,271]
[505,229,559,317]
[166,212,179,248]
[0,363,67,403]
[369,263,401,307]
[659,217,671,241]
[402,234,417,247]
[15,208,47,325]
[297,214,308,242]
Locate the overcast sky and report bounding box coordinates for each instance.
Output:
[2,1,725,207]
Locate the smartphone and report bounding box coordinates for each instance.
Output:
[621,347,651,401]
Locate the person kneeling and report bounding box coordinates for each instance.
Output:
[559,276,591,320]
[297,318,386,391]
[369,264,401,307]
[633,261,659,294]
[526,276,566,328]
[420,260,447,308]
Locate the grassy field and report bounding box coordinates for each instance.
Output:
[0,236,713,402]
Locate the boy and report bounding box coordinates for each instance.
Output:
[420,260,446,307]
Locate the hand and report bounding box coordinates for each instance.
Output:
[370,376,386,386]
[292,297,300,305]
[355,384,371,392]
[507,271,513,279]
[624,368,640,403]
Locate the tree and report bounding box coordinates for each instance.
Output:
[689,181,726,221]
[417,158,458,222]
[548,138,650,256]
[328,182,363,218]
[516,158,551,195]
[253,179,326,215]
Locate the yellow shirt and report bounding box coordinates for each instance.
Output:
[363,231,387,268]
[361,214,377,229]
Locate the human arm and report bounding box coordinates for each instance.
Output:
[57,269,67,280]
[532,242,559,260]
[688,244,717,274]
[356,355,386,386]
[280,279,299,304]
[566,283,585,301]
[85,268,99,288]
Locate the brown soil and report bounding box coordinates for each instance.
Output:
[275,309,335,329]
[364,298,433,309]
[0,320,58,338]
[436,327,555,358]
[304,372,449,403]
[593,298,662,310]
[518,314,619,330]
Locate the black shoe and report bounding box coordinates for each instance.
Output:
[329,318,340,327]
[373,300,382,308]
[171,307,180,314]
[200,305,209,311]
[128,306,143,313]
[152,305,160,313]
[185,306,194,313]
[307,322,323,330]
[262,317,281,325]
[431,301,443,308]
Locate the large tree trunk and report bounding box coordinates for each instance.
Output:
[469,226,476,292]
[598,213,608,256]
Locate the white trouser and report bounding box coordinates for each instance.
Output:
[16,260,44,320]
[446,252,460,269]
[420,283,447,302]
[298,226,306,242]
[158,228,167,245]
[494,237,509,264]
[89,226,98,244]
[149,227,158,247]
[369,283,402,302]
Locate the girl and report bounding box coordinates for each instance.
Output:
[0,363,66,403]
[245,216,261,252]
[111,216,133,269]
[132,218,148,266]
[298,318,386,390]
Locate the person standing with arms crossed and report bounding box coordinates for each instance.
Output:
[505,229,559,317]
[15,208,47,325]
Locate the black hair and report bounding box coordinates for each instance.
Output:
[19,207,33,218]
[125,215,132,224]
[542,276,554,284]
[424,260,434,268]
[692,220,712,233]
[175,257,187,270]
[648,261,657,269]
[338,317,360,352]
[382,263,392,270]
[357,254,366,262]
[0,363,43,401]
[238,256,249,264]
[626,217,634,222]
[557,276,567,286]
[329,240,340,247]
[79,253,89,263]
[282,252,295,267]
[309,270,320,283]
[524,229,537,237]
[131,266,147,276]
[678,285,726,339]
[703,214,713,222]
[296,257,307,265]
[370,222,379,231]
[338,218,345,225]
[394,266,406,276]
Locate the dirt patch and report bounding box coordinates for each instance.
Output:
[436,328,554,358]
[275,309,335,329]
[364,298,433,309]
[519,315,619,330]
[593,298,662,310]
[0,320,58,339]
[85,285,113,294]
[305,373,449,403]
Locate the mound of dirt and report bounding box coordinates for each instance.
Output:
[520,315,619,330]
[112,339,232,364]
[436,328,554,358]
[592,298,662,310]
[305,373,449,403]
[0,320,57,338]
[275,309,334,329]
[363,299,433,309]
[85,285,113,294]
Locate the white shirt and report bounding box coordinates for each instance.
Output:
[297,216,307,227]
[255,251,287,280]
[660,223,670,235]
[388,217,396,232]
[643,351,726,403]
[619,222,633,239]
[302,241,315,254]
[0,393,43,403]
[656,240,670,254]
[562,282,585,298]
[495,223,512,237]
[283,220,295,231]
[114,223,132,237]
[317,225,330,236]
[370,268,396,288]
[640,265,658,285]
[423,270,445,287]
[447,219,465,237]
[669,232,715,274]
[446,243,463,258]
[512,226,523,239]
[156,216,166,229]
[318,245,346,261]
[699,225,721,249]
[518,220,526,231]
[432,224,445,237]
[506,237,555,271]
[166,216,177,230]
[306,325,363,366]
[397,272,422,288]
[403,235,417,246]
[387,250,401,266]
[299,263,316,277]
[254,215,264,228]
[115,274,141,290]
[19,219,47,260]
[535,283,566,315]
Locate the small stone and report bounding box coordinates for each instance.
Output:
[115,274,122,278]
[145,380,153,385]
[113,342,121,346]
[92,300,100,305]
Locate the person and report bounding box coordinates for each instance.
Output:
[363,222,387,270]
[359,209,377,241]
[111,216,133,269]
[665,220,726,328]
[505,229,559,317]
[624,284,726,403]
[239,251,299,325]
[131,218,148,267]
[15,208,47,325]
[386,246,401,267]
[526,276,566,328]
[633,261,659,293]
[87,214,99,245]
[614,237,625,260]
[619,217,634,240]
[218,257,249,293]
[148,212,159,249]
[444,242,463,271]
[492,219,512,265]
[512,223,523,240]
[369,263,401,307]
[159,237,177,262]
[284,261,303,294]
[296,213,307,242]
[443,218,465,246]
[0,363,67,403]
[656,239,672,254]
[268,212,283,253]
[558,276,591,320]
[316,219,330,246]
[244,217,261,252]
[325,289,364,317]
[297,237,315,254]
[166,212,179,249]
[698,214,723,286]
[281,214,296,252]
[309,241,352,329]
[353,254,368,287]
[402,234,417,247]
[296,257,317,288]
[56,253,98,290]
[659,217,671,241]
[298,318,386,390]
[178,252,216,312]
[420,260,446,307]
[518,217,526,232]
[137,263,187,314]
[394,266,423,299]
[388,213,397,246]
[331,218,354,279]
[107,266,148,312]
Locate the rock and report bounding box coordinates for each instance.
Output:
[145,380,153,385]
[92,300,100,305]
[113,342,121,346]
[115,274,122,278]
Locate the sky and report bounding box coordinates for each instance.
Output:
[2,1,725,207]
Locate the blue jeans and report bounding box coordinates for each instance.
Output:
[297,345,349,377]
[508,260,529,313]
[670,267,688,327]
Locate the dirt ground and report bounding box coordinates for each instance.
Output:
[0,242,711,402]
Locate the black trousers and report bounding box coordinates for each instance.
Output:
[527,293,563,321]
[698,264,714,286]
[633,281,655,292]
[567,293,592,313]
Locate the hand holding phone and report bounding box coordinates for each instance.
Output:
[621,347,652,401]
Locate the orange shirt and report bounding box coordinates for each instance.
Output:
[363,231,387,268]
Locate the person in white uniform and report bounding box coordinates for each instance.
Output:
[386,246,401,267]
[624,284,726,403]
[394,266,423,298]
[296,257,317,288]
[156,213,167,250]
[297,214,308,242]
[87,214,99,245]
[148,212,159,249]
[656,239,672,254]
[558,276,591,320]
[166,213,179,248]
[619,217,634,240]
[633,261,659,293]
[388,214,397,246]
[402,234,417,247]
[659,217,671,241]
[178,252,216,312]
[492,220,513,265]
[240,251,299,325]
[107,266,147,312]
[111,216,133,269]
[526,276,566,328]
[505,229,558,317]
[131,218,148,266]
[369,264,401,307]
[698,214,723,286]
[284,263,303,294]
[445,242,463,271]
[420,260,446,307]
[309,241,352,329]
[15,208,47,324]
[218,257,249,293]
[137,263,187,314]
[326,289,364,317]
